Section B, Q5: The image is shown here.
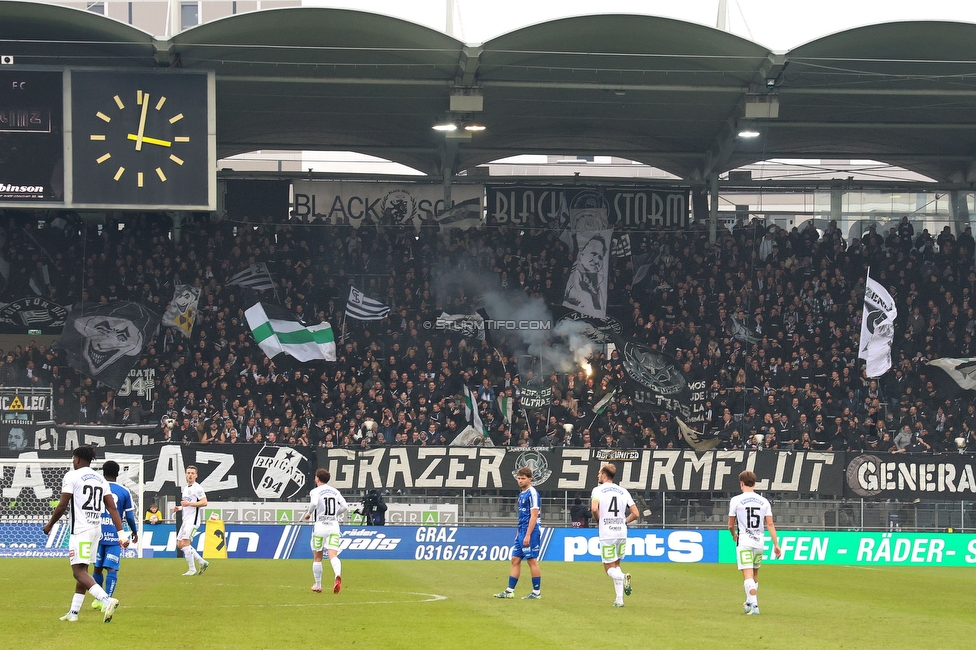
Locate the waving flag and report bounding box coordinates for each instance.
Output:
[245,302,336,362]
[346,286,390,321]
[162,285,201,337]
[858,272,896,378]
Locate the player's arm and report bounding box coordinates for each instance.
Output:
[123,500,139,543]
[765,514,781,558]
[42,492,72,535]
[523,506,539,547]
[590,498,600,523]
[727,516,738,545]
[184,488,207,508]
[336,494,349,516]
[625,502,639,525]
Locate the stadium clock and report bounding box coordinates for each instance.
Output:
[71,70,213,209]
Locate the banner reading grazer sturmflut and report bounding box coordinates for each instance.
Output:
[317,448,845,494]
[291,181,483,230]
[487,186,689,229]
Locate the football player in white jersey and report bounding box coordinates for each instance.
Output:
[173,465,209,576]
[303,468,348,594]
[590,463,639,607]
[43,446,125,623]
[728,470,781,615]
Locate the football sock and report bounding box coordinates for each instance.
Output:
[754,581,760,606]
[531,576,541,594]
[507,576,518,591]
[93,572,104,587]
[88,583,109,603]
[69,593,85,614]
[330,556,342,579]
[313,561,324,587]
[744,579,757,606]
[183,547,196,571]
[608,567,624,600]
[105,571,118,598]
[189,546,205,563]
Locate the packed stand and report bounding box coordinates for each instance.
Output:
[0,211,974,454]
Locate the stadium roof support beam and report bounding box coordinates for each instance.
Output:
[455,45,482,87]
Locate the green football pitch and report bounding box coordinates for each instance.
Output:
[1,558,974,649]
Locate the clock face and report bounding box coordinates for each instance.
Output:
[71,70,211,208]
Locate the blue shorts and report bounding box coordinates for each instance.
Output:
[93,542,122,571]
[512,530,541,560]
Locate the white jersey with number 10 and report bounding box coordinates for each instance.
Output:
[590,482,635,537]
[309,484,348,528]
[728,492,772,550]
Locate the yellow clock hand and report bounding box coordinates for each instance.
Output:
[134,92,150,151]
[127,134,172,147]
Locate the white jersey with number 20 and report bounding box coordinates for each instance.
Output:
[590,482,635,538]
[728,492,772,550]
[62,467,111,534]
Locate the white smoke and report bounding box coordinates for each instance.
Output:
[434,266,596,376]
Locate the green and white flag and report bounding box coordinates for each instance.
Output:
[245,302,336,362]
[497,394,513,425]
[592,388,617,415]
[463,384,485,436]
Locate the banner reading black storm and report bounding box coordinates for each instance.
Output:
[486,186,690,230]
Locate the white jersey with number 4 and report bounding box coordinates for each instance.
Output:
[590,482,635,538]
[309,484,348,531]
[728,492,772,550]
[62,467,111,534]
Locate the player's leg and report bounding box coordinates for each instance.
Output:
[602,539,626,605]
[749,550,763,616]
[495,553,521,598]
[310,523,325,592]
[327,543,342,594]
[741,564,758,613]
[523,557,542,599]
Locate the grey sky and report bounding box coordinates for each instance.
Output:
[306,0,976,51]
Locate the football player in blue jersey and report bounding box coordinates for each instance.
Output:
[92,460,138,610]
[494,467,542,600]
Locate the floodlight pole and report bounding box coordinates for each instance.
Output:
[709,175,719,244]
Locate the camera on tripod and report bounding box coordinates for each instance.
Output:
[354,489,386,525]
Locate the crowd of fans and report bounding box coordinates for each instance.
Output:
[2,209,976,455]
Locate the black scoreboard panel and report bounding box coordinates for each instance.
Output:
[0,70,63,203]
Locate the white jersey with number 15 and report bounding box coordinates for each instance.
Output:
[728,492,772,550]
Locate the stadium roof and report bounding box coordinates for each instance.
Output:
[3,1,976,182]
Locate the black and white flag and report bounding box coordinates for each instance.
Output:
[227,263,276,291]
[346,286,390,321]
[610,233,632,258]
[924,358,976,399]
[859,273,896,378]
[438,311,485,340]
[55,302,160,391]
[562,229,612,319]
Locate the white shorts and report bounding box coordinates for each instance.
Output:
[599,537,627,564]
[736,546,764,570]
[69,528,101,566]
[177,519,200,541]
[311,523,341,554]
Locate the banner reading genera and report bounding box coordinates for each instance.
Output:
[486,186,690,229]
[291,181,483,230]
[843,452,976,501]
